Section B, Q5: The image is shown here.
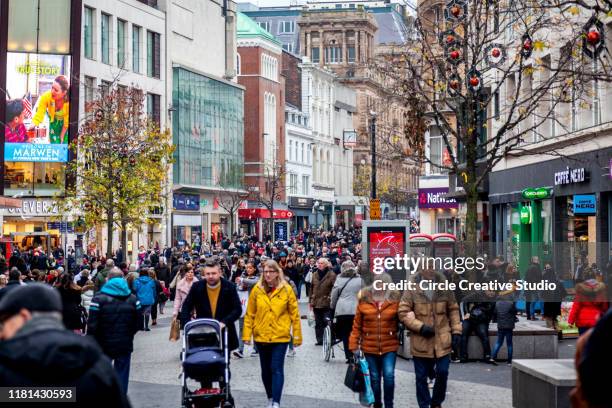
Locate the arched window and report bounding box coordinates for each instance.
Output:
[236,53,241,75]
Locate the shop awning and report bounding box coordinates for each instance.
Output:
[0,197,22,209]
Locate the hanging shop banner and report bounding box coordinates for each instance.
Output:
[573,194,596,214]
[418,188,458,209]
[5,53,72,162]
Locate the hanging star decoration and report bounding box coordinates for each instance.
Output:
[444,0,467,23]
[467,68,482,94]
[485,43,506,67]
[582,16,604,58]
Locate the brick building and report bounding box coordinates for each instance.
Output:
[237,13,288,239]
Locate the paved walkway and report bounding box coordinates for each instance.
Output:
[126,298,550,407]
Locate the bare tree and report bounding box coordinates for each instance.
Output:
[215,177,249,237]
[374,0,610,250]
[246,158,288,239]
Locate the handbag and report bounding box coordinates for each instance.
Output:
[169,317,181,342]
[344,354,364,392]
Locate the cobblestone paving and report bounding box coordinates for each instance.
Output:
[128,300,576,408]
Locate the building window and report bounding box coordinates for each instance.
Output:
[494,91,500,120]
[593,60,601,126]
[100,80,111,98]
[7,0,71,54]
[311,47,320,63]
[263,93,277,168]
[347,46,356,63]
[261,53,278,81]
[257,21,271,32]
[84,7,94,59]
[279,21,295,34]
[289,140,293,161]
[236,53,241,75]
[101,13,111,64]
[302,175,309,195]
[301,143,305,162]
[147,30,161,78]
[289,174,298,195]
[132,25,141,73]
[117,19,126,68]
[282,43,294,53]
[428,126,448,175]
[147,93,161,125]
[84,76,96,110]
[325,46,342,64]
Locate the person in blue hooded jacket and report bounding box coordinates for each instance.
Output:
[87,268,141,395]
[133,267,157,331]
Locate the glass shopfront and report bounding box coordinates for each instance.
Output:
[172,67,244,189]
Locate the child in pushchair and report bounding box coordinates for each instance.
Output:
[181,319,234,408]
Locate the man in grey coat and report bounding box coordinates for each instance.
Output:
[331,260,362,362]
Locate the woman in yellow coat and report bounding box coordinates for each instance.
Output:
[32,75,70,144]
[243,260,302,408]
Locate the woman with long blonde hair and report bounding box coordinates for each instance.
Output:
[242,260,302,408]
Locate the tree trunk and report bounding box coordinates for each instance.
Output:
[106,211,114,259]
[121,221,128,264]
[228,210,235,237]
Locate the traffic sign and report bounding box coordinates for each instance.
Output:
[370,199,381,220]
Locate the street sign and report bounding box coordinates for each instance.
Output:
[370,199,381,220]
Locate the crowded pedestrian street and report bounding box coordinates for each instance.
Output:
[1,0,612,407]
[125,296,578,408]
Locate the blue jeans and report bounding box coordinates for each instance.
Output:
[295,279,303,299]
[365,352,396,408]
[113,353,131,394]
[413,355,450,408]
[492,328,513,362]
[256,342,289,404]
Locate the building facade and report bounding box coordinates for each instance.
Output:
[168,0,243,249]
[0,0,83,256]
[237,13,288,240]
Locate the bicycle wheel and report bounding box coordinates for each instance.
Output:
[323,324,332,362]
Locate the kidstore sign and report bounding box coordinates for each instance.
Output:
[418,188,458,209]
[554,167,588,186]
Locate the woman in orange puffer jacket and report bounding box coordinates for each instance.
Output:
[349,274,401,408]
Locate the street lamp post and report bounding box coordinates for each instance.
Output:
[370,112,377,199]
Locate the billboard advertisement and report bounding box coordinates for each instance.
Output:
[5,53,71,162]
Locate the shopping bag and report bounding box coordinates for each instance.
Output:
[344,359,364,392]
[238,290,249,318]
[358,356,374,406]
[307,310,316,328]
[169,317,181,342]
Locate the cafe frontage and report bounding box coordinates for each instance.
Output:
[489,147,612,279]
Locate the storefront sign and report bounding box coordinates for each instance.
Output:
[554,167,588,185]
[3,199,59,216]
[573,194,596,214]
[173,193,200,211]
[418,188,458,209]
[521,187,553,200]
[288,197,313,209]
[238,208,294,220]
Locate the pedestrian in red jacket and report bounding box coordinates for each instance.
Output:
[569,269,608,336]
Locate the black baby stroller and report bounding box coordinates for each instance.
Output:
[181,319,234,408]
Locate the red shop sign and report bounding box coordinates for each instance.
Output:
[238,209,294,220]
